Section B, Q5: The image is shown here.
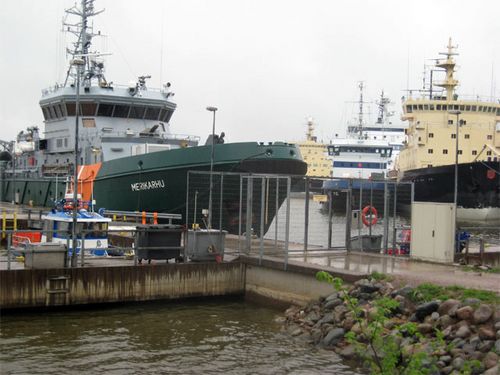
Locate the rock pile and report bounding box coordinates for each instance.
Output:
[283,278,500,374]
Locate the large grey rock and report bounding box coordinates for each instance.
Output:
[338,344,356,359]
[455,324,471,338]
[456,306,474,321]
[483,351,499,369]
[479,326,496,340]
[391,286,414,298]
[484,365,499,375]
[473,304,493,324]
[438,299,461,316]
[325,292,339,302]
[495,339,500,353]
[477,340,494,353]
[438,314,456,329]
[324,298,343,310]
[322,327,345,347]
[316,313,334,326]
[452,357,465,370]
[415,301,440,321]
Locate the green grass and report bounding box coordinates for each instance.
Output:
[370,271,393,282]
[410,283,500,305]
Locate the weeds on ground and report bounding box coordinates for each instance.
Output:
[409,283,500,305]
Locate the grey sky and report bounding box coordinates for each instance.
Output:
[0,0,498,144]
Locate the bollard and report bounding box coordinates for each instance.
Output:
[13,212,17,232]
[142,211,146,225]
[153,212,158,225]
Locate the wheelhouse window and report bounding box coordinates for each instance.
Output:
[406,105,413,113]
[144,107,161,120]
[81,103,97,116]
[97,103,114,117]
[42,107,50,120]
[464,134,470,139]
[443,149,448,154]
[49,106,57,119]
[429,133,434,138]
[129,106,146,119]
[54,105,62,118]
[159,109,172,122]
[113,105,130,118]
[66,102,76,116]
[428,149,433,154]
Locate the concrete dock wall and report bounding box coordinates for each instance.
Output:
[242,255,367,306]
[0,262,245,309]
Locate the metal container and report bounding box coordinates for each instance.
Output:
[135,224,183,261]
[187,229,227,262]
[24,243,67,269]
[349,234,382,252]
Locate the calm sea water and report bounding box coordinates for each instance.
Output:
[1,299,362,375]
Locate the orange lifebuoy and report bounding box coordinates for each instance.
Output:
[361,205,378,226]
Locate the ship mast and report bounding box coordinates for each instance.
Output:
[434,38,459,100]
[357,82,364,139]
[306,117,316,142]
[63,0,104,88]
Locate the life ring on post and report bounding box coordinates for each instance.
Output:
[361,205,378,226]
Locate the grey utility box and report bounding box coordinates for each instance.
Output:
[135,224,183,261]
[187,229,227,262]
[24,243,67,269]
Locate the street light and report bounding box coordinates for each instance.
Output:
[449,109,461,252]
[206,106,218,229]
[71,57,85,267]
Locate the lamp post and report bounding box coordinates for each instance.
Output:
[449,109,461,252]
[71,57,85,267]
[206,106,218,229]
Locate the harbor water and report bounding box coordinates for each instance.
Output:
[0,299,362,375]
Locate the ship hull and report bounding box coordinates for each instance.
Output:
[400,161,500,223]
[1,142,307,235]
[93,142,306,235]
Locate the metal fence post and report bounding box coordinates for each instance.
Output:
[245,176,253,253]
[304,177,310,258]
[81,233,85,267]
[284,176,291,270]
[238,174,243,254]
[359,180,363,252]
[392,183,398,256]
[383,181,389,254]
[259,177,265,264]
[345,179,352,251]
[328,190,333,249]
[7,232,11,270]
[274,177,279,251]
[219,174,224,232]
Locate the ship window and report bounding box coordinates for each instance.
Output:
[487,135,493,140]
[497,108,500,115]
[488,107,493,113]
[42,107,50,120]
[448,119,453,125]
[406,105,412,113]
[479,106,483,112]
[443,149,448,154]
[464,134,470,139]
[427,164,433,168]
[144,107,161,120]
[97,103,114,117]
[54,105,62,118]
[81,103,97,116]
[418,105,423,110]
[436,104,442,110]
[49,106,57,119]
[429,104,435,110]
[453,105,459,111]
[64,138,68,147]
[471,105,477,111]
[459,105,465,111]
[472,150,477,155]
[428,149,433,154]
[82,118,96,128]
[486,151,492,156]
[129,106,146,119]
[465,105,471,111]
[451,134,456,139]
[429,133,434,138]
[442,105,447,111]
[66,102,76,116]
[56,139,63,148]
[113,105,130,118]
[423,105,429,110]
[458,150,462,155]
[160,109,172,122]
